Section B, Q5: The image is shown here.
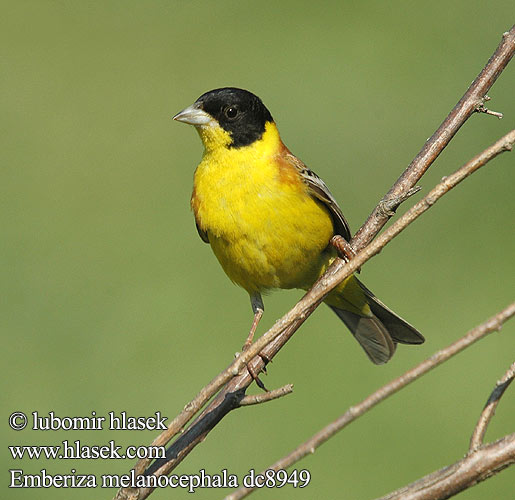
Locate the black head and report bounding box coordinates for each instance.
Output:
[195,88,274,148]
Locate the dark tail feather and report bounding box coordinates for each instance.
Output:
[329,306,396,364]
[357,280,424,345]
[329,279,424,365]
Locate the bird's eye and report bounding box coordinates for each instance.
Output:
[224,107,238,119]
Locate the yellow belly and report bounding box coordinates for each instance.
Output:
[208,195,334,293]
[192,138,334,294]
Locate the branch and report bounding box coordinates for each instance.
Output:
[239,384,294,406]
[377,433,515,500]
[225,303,515,500]
[469,361,515,453]
[379,360,515,500]
[351,24,515,250]
[113,26,515,500]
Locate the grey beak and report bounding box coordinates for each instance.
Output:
[173,103,212,126]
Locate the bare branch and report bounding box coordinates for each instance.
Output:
[469,361,515,453]
[351,24,515,250]
[377,433,515,500]
[239,384,294,407]
[225,303,515,500]
[476,102,504,119]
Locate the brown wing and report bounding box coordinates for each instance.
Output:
[284,152,352,242]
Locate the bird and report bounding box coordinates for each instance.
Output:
[173,87,424,364]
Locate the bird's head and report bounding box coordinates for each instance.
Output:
[174,87,275,151]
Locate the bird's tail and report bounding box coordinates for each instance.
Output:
[327,277,424,364]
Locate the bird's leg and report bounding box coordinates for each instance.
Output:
[242,292,264,351]
[241,293,269,391]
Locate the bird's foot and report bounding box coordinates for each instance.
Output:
[331,235,361,272]
[239,342,270,391]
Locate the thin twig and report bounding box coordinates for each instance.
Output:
[476,102,504,119]
[377,186,422,217]
[351,24,515,250]
[239,384,294,406]
[377,433,515,500]
[225,303,515,500]
[476,95,504,118]
[469,361,515,453]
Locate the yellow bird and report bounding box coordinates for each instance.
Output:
[174,88,424,364]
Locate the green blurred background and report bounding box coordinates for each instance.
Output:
[2,1,514,498]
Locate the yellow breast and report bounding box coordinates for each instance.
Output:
[191,122,334,293]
